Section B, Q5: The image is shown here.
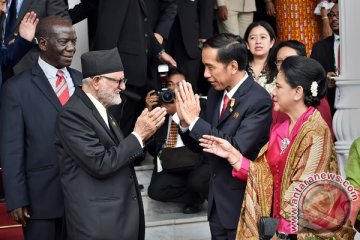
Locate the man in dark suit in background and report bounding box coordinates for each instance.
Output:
[68,0,176,136]
[0,16,81,240]
[55,48,166,240]
[310,2,339,116]
[1,0,70,76]
[145,67,210,214]
[175,33,272,239]
[166,0,213,92]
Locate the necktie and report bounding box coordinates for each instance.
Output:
[167,120,178,148]
[56,70,70,106]
[220,94,230,118]
[4,0,17,44]
[337,39,341,75]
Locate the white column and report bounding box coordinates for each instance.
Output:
[68,0,89,71]
[334,2,360,238]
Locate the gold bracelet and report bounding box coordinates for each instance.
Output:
[230,159,240,166]
[322,16,329,20]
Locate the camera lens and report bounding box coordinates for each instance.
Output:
[162,92,173,103]
[158,89,175,103]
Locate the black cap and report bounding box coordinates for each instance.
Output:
[81,48,123,78]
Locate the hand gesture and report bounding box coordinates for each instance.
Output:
[133,107,167,142]
[10,207,30,226]
[159,51,177,68]
[145,90,159,110]
[154,33,164,44]
[217,5,228,21]
[326,72,337,88]
[265,1,276,17]
[199,135,234,159]
[199,135,243,167]
[175,80,200,127]
[19,11,39,42]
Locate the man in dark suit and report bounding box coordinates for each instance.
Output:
[1,0,70,76]
[69,0,176,136]
[55,48,166,240]
[176,33,272,239]
[0,16,81,240]
[310,2,339,116]
[0,10,38,89]
[145,67,210,214]
[166,0,213,91]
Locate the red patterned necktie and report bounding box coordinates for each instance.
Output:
[167,120,178,148]
[56,69,70,106]
[220,94,230,118]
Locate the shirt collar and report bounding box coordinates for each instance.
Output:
[334,34,340,42]
[224,72,248,98]
[85,92,109,128]
[38,57,69,78]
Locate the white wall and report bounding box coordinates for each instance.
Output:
[68,0,89,71]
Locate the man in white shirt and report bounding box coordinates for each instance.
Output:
[311,2,340,116]
[175,33,272,239]
[146,67,210,214]
[54,48,166,240]
[0,16,81,240]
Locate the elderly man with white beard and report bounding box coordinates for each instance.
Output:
[54,48,166,240]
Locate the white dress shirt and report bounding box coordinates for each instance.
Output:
[38,57,75,96]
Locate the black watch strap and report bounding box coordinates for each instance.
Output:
[276,231,288,239]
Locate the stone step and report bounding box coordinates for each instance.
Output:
[136,155,211,240]
[145,213,210,240]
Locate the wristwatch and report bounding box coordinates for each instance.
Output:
[276,231,288,239]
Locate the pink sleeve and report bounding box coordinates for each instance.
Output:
[277,216,293,234]
[231,157,250,181]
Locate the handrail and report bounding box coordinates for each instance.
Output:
[0,224,22,229]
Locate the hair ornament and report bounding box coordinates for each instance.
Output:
[310,81,318,97]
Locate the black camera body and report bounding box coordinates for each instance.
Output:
[157,88,175,104]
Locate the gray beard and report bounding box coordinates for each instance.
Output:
[98,89,122,106]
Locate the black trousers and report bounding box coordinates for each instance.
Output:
[23,218,65,240]
[209,203,237,240]
[148,163,210,204]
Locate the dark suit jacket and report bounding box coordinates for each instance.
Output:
[55,88,145,240]
[147,0,177,40]
[69,0,163,87]
[181,76,272,229]
[310,35,336,115]
[0,36,33,88]
[0,63,82,219]
[8,0,70,74]
[176,0,213,59]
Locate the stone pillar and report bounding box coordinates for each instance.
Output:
[68,0,89,71]
[333,0,360,177]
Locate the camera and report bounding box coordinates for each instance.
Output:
[158,64,169,88]
[157,88,175,104]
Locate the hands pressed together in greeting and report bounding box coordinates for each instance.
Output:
[133,107,167,142]
[175,80,201,128]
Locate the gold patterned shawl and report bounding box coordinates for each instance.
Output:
[236,110,355,240]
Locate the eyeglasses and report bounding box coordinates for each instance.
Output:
[327,12,339,19]
[275,59,284,68]
[100,75,128,86]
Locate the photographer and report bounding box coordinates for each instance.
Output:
[146,67,210,214]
